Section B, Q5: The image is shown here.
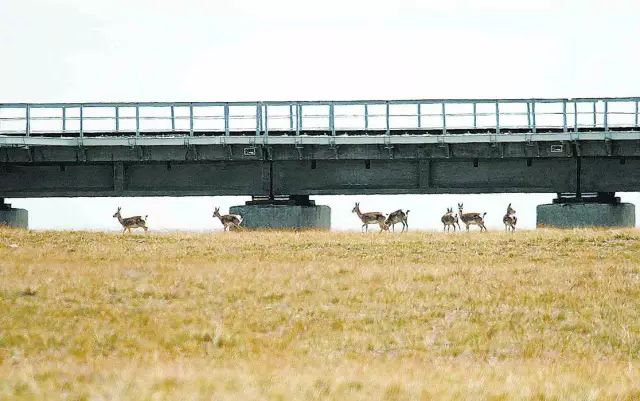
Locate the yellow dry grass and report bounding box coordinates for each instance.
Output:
[1,227,640,400]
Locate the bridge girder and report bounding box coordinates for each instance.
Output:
[0,140,638,197]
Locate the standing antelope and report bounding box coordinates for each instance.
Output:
[457,203,487,232]
[113,207,148,234]
[352,202,387,233]
[503,203,517,232]
[441,207,460,232]
[213,207,242,231]
[385,209,410,232]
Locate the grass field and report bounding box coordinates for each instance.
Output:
[2,227,640,400]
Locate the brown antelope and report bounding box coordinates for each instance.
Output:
[503,203,517,232]
[385,209,410,232]
[352,202,387,233]
[441,207,460,232]
[213,207,242,232]
[113,207,148,234]
[457,203,487,232]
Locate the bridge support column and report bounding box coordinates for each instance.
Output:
[0,199,29,229]
[537,193,635,228]
[230,195,331,230]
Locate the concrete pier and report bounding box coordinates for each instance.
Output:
[537,193,635,228]
[230,196,331,230]
[0,199,28,229]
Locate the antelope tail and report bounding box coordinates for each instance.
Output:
[482,212,487,218]
[145,215,149,221]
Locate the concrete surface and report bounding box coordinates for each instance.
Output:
[0,208,29,229]
[230,204,331,229]
[537,202,635,228]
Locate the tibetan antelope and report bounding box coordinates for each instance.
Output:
[213,207,242,232]
[457,203,487,232]
[441,207,460,232]
[113,207,148,234]
[503,203,517,232]
[352,202,387,233]
[385,209,410,232]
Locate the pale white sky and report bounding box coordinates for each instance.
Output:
[1,0,639,231]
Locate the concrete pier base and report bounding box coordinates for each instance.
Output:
[230,196,331,229]
[0,200,28,229]
[537,193,635,228]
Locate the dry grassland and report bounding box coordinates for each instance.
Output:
[1,228,640,400]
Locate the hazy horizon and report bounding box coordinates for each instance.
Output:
[11,192,640,232]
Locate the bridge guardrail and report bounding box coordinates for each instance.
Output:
[0,98,639,138]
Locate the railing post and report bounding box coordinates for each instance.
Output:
[115,106,119,132]
[441,102,447,134]
[25,105,30,137]
[385,101,390,136]
[473,102,477,129]
[79,105,84,138]
[256,103,261,136]
[264,104,269,136]
[531,101,536,133]
[635,101,639,128]
[330,102,335,136]
[364,104,369,131]
[189,104,194,136]
[224,103,229,136]
[417,103,421,129]
[526,102,531,130]
[573,101,578,132]
[604,100,608,132]
[592,101,597,127]
[170,105,175,132]
[495,101,500,134]
[296,103,301,135]
[289,104,293,131]
[562,99,567,132]
[135,105,140,137]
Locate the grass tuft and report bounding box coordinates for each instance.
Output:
[18,286,37,297]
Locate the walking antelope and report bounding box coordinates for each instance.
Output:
[213,207,242,231]
[457,203,487,232]
[113,207,148,234]
[385,209,410,232]
[441,207,460,232]
[503,203,517,232]
[352,202,387,233]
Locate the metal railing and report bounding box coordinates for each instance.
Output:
[0,97,639,137]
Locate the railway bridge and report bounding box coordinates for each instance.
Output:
[1,97,639,228]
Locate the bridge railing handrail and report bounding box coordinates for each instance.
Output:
[2,96,640,108]
[2,96,640,106]
[1,97,639,137]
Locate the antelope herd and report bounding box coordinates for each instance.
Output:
[352,202,517,233]
[112,202,517,234]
